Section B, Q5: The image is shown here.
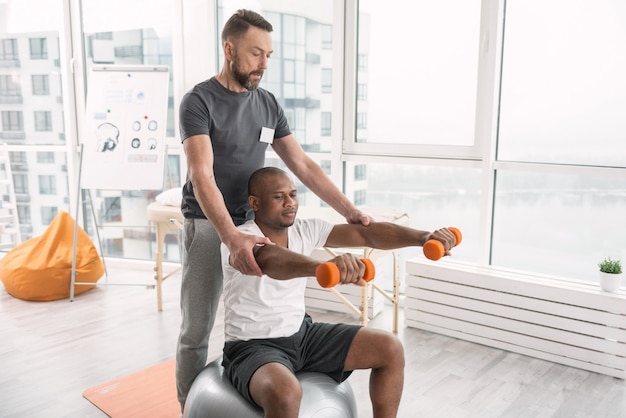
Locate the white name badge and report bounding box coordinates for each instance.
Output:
[259,126,274,144]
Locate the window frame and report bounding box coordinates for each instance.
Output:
[341,0,496,161]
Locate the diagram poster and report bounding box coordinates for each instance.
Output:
[82,65,169,190]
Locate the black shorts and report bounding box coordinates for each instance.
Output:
[222,314,361,406]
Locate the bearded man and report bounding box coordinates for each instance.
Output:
[176,9,372,411]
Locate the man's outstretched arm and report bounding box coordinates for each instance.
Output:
[325,222,457,255]
[253,244,367,286]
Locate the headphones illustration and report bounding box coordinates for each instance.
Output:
[96,122,120,152]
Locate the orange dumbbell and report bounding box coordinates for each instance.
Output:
[315,258,375,288]
[423,227,462,261]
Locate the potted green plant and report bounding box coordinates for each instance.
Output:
[598,257,622,292]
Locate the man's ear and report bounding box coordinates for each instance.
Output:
[249,195,260,211]
[224,41,234,61]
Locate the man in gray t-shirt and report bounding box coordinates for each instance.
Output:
[179,77,291,225]
[176,9,371,411]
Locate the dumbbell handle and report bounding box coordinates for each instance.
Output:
[315,258,375,288]
[423,227,462,261]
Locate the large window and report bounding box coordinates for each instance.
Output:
[492,168,626,280]
[0,0,180,262]
[79,0,180,261]
[354,0,481,155]
[81,0,176,137]
[1,0,624,290]
[0,0,69,241]
[498,0,626,168]
[492,0,626,280]
[345,160,482,290]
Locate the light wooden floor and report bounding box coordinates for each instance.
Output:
[1,260,625,418]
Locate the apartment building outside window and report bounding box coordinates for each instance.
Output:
[322,24,332,50]
[357,83,367,101]
[38,174,56,194]
[0,38,18,60]
[354,164,366,181]
[1,111,23,131]
[13,173,28,194]
[321,112,331,137]
[34,111,52,131]
[353,189,366,206]
[0,75,21,100]
[29,38,47,59]
[40,206,57,224]
[17,205,30,225]
[36,152,54,163]
[32,75,49,95]
[358,54,368,72]
[321,68,332,94]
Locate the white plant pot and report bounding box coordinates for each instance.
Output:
[599,271,622,293]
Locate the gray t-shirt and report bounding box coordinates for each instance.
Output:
[179,77,291,224]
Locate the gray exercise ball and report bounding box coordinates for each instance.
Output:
[183,357,358,418]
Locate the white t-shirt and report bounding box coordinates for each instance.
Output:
[221,218,334,342]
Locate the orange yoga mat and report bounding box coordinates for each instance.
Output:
[83,359,179,418]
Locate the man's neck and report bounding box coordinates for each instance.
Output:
[256,223,289,248]
[215,70,247,93]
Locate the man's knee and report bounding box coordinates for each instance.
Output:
[378,331,405,368]
[260,378,302,411]
[250,364,302,413]
[346,328,404,371]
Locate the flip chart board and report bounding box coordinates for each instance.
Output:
[82,65,169,190]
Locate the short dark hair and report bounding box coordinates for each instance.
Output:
[222,9,273,45]
[248,167,288,196]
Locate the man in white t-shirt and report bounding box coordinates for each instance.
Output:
[220,167,457,418]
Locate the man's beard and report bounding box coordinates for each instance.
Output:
[231,60,262,91]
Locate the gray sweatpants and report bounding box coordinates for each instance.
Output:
[176,218,223,409]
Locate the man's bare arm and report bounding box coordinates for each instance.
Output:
[253,244,367,286]
[325,223,457,254]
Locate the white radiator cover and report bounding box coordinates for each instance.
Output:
[405,259,626,379]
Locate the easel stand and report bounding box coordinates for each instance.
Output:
[70,65,169,301]
[70,144,104,300]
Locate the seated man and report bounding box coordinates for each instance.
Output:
[220,167,457,418]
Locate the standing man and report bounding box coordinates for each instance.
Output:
[176,9,371,410]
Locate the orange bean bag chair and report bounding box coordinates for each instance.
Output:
[0,211,105,301]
